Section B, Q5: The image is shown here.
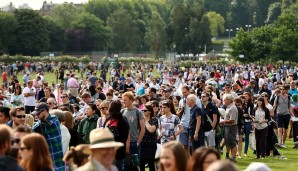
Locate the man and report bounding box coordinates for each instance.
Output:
[289,81,298,96]
[122,92,145,154]
[67,73,79,97]
[149,78,160,91]
[39,87,55,103]
[32,102,65,171]
[135,77,144,95]
[187,94,204,151]
[124,77,135,93]
[196,79,206,98]
[221,94,238,163]
[273,85,292,148]
[47,97,57,111]
[22,80,36,114]
[93,86,106,101]
[12,125,32,147]
[243,80,257,96]
[77,128,123,171]
[1,69,8,86]
[232,83,243,96]
[149,87,161,102]
[0,125,24,171]
[89,72,98,86]
[177,86,201,158]
[22,72,31,85]
[201,91,218,147]
[6,107,26,129]
[60,92,74,113]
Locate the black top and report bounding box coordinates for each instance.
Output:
[141,118,158,144]
[104,116,130,160]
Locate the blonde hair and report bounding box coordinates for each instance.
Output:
[25,114,34,128]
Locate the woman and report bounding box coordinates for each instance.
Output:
[159,100,183,144]
[20,133,54,171]
[63,144,89,171]
[186,147,220,171]
[159,141,186,171]
[97,100,110,128]
[253,97,270,159]
[262,92,276,157]
[243,92,254,157]
[139,104,158,171]
[103,100,129,171]
[10,86,24,107]
[77,103,99,144]
[141,94,150,106]
[64,111,82,146]
[173,95,182,114]
[150,100,160,117]
[234,97,244,159]
[135,96,144,110]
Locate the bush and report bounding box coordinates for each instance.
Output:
[0,55,91,63]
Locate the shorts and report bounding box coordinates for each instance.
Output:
[178,126,189,145]
[205,130,216,147]
[277,114,291,129]
[224,125,238,149]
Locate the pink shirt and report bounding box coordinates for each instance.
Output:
[67,77,79,88]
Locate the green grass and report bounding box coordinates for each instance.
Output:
[235,139,297,171]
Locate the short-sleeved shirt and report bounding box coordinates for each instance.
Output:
[189,105,204,136]
[275,95,291,115]
[22,86,36,107]
[159,114,180,144]
[224,104,238,126]
[142,117,158,144]
[122,107,144,142]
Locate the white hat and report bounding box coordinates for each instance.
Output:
[84,128,123,154]
[245,162,271,171]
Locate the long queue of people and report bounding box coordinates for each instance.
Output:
[2,62,298,171]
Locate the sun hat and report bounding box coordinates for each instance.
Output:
[245,162,271,171]
[84,128,124,154]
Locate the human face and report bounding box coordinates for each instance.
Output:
[36,110,47,121]
[257,100,263,107]
[153,105,159,113]
[61,95,68,103]
[182,88,190,98]
[0,112,9,124]
[122,96,133,108]
[44,89,51,97]
[86,105,95,117]
[203,153,219,171]
[173,97,178,106]
[14,110,26,126]
[93,148,116,169]
[160,148,177,171]
[280,88,287,94]
[19,142,33,162]
[142,107,150,117]
[201,94,208,102]
[47,100,55,108]
[99,104,109,115]
[13,132,28,147]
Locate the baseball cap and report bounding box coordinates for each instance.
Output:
[32,102,49,115]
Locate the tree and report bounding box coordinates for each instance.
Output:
[0,12,17,54]
[51,3,83,29]
[145,11,166,52]
[65,28,94,51]
[71,12,110,50]
[266,2,282,24]
[13,9,49,56]
[107,8,141,51]
[272,12,298,62]
[255,0,278,26]
[206,11,225,38]
[44,17,66,51]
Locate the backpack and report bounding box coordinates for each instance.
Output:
[201,108,213,132]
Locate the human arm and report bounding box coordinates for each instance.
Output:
[145,120,157,133]
[194,115,201,141]
[137,118,145,144]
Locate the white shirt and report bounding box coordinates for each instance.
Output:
[60,124,71,155]
[22,86,36,106]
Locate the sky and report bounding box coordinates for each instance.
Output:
[0,0,89,10]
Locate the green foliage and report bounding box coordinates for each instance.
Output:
[118,57,163,64]
[206,11,225,37]
[0,55,91,63]
[13,9,50,56]
[0,12,17,54]
[44,17,66,51]
[266,2,282,24]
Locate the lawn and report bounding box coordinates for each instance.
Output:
[2,70,298,171]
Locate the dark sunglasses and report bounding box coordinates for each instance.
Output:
[20,146,30,151]
[11,138,20,145]
[61,96,68,99]
[47,103,52,105]
[142,110,148,112]
[99,107,108,110]
[15,115,26,119]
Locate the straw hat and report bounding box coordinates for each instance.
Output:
[84,128,124,154]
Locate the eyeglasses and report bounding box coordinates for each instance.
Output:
[99,107,108,110]
[61,96,68,99]
[15,115,26,119]
[226,86,231,88]
[153,106,158,108]
[11,138,20,145]
[142,110,148,112]
[161,106,167,108]
[20,146,30,151]
[201,96,207,98]
[47,103,52,105]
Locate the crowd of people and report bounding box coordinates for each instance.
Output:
[1,61,298,171]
